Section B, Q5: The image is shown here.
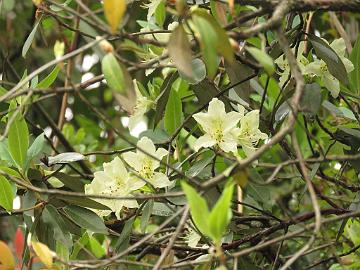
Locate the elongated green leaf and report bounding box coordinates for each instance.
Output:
[191,8,234,78]
[192,14,218,78]
[22,19,41,58]
[308,34,348,85]
[102,52,125,93]
[208,183,234,244]
[181,182,210,237]
[140,200,154,233]
[42,205,72,247]
[63,205,108,234]
[246,47,275,75]
[25,132,46,170]
[36,66,60,88]
[115,217,135,252]
[0,175,14,211]
[52,172,84,192]
[164,89,182,135]
[0,141,17,166]
[349,36,360,93]
[55,195,111,210]
[8,115,29,169]
[154,72,178,127]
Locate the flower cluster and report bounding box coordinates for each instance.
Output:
[193,98,268,157]
[274,38,354,98]
[85,137,171,218]
[303,38,354,98]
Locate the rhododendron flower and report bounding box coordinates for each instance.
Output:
[128,80,154,130]
[274,42,308,87]
[85,157,144,218]
[123,137,171,188]
[304,38,354,98]
[234,105,268,157]
[193,98,241,154]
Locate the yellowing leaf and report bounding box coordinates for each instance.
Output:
[0,241,15,270]
[32,241,54,269]
[168,25,193,77]
[104,0,126,33]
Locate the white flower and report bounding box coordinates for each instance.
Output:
[303,38,354,98]
[234,105,268,157]
[128,80,154,130]
[85,157,145,219]
[122,137,171,188]
[53,41,65,60]
[193,98,241,154]
[274,42,308,87]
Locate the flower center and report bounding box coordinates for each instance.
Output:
[320,63,328,73]
[211,120,225,143]
[140,159,154,180]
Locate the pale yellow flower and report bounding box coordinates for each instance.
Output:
[123,137,171,188]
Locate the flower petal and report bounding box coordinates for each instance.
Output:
[128,113,144,131]
[330,38,346,57]
[193,134,216,151]
[323,74,340,98]
[128,176,146,191]
[156,148,168,160]
[122,152,142,171]
[219,138,238,153]
[137,136,157,157]
[103,157,128,180]
[242,143,257,157]
[150,172,171,188]
[207,98,226,118]
[304,60,324,76]
[246,110,260,128]
[193,112,213,133]
[223,111,242,132]
[342,57,355,73]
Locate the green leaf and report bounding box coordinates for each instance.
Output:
[185,153,215,178]
[140,200,154,233]
[36,66,61,88]
[102,52,125,93]
[349,36,360,93]
[179,58,206,85]
[154,0,165,27]
[25,132,46,170]
[55,195,111,210]
[52,172,84,192]
[0,141,17,166]
[70,232,89,259]
[308,34,348,85]
[246,47,275,75]
[164,88,183,135]
[87,235,106,258]
[8,115,29,169]
[191,8,234,78]
[42,205,72,247]
[22,19,41,58]
[191,14,218,78]
[154,72,178,128]
[181,182,210,237]
[0,175,14,211]
[63,205,108,234]
[115,217,135,252]
[208,183,234,244]
[299,83,322,116]
[168,25,193,77]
